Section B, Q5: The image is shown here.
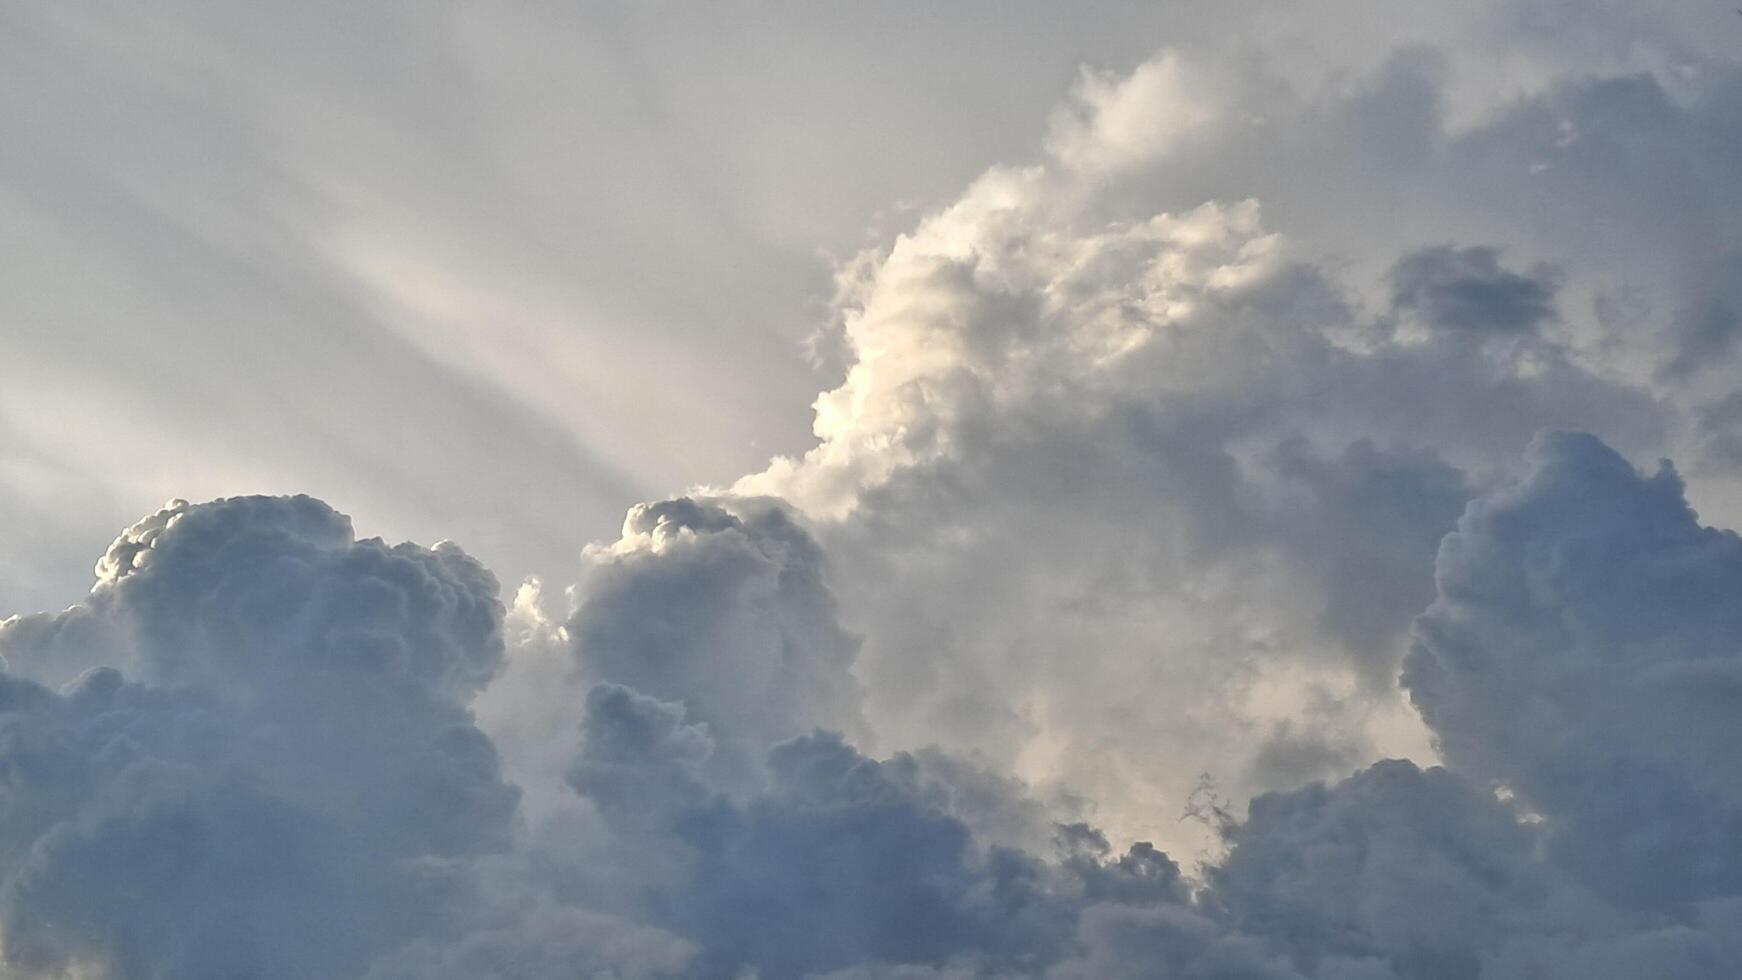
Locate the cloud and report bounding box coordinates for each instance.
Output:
[1404,431,1742,908]
[1047,52,1219,176]
[1387,246,1559,337]
[518,427,1742,978]
[737,99,1661,848]
[1046,903,1309,980]
[1211,760,1581,976]
[0,495,517,978]
[8,5,1742,977]
[564,693,1198,980]
[361,906,697,980]
[4,446,1742,978]
[565,496,865,792]
[567,682,715,832]
[1204,755,1737,980]
[1664,254,1742,382]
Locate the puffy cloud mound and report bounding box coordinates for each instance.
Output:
[1212,760,1589,979]
[1405,431,1742,908]
[542,427,1742,980]
[564,685,1198,980]
[740,142,1653,851]
[566,495,866,792]
[5,447,1742,979]
[0,495,517,979]
[1203,757,1737,980]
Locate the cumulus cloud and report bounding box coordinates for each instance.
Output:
[0,495,517,978]
[737,114,1658,850]
[17,430,1739,978]
[564,694,1202,980]
[1405,431,1742,909]
[9,4,1742,977]
[5,450,1742,978]
[563,496,866,793]
[1205,756,1737,980]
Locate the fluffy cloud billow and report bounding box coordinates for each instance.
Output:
[7,2,1742,976]
[1405,432,1742,911]
[3,445,1739,977]
[0,496,518,978]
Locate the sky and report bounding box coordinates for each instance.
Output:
[4,2,1742,978]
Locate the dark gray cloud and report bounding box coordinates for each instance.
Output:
[1664,254,1742,382]
[361,906,697,980]
[1387,245,1559,336]
[1213,760,1577,978]
[567,682,716,833]
[1207,757,1736,980]
[566,691,1196,980]
[1694,389,1742,470]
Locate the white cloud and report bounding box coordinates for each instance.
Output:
[1047,53,1219,176]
